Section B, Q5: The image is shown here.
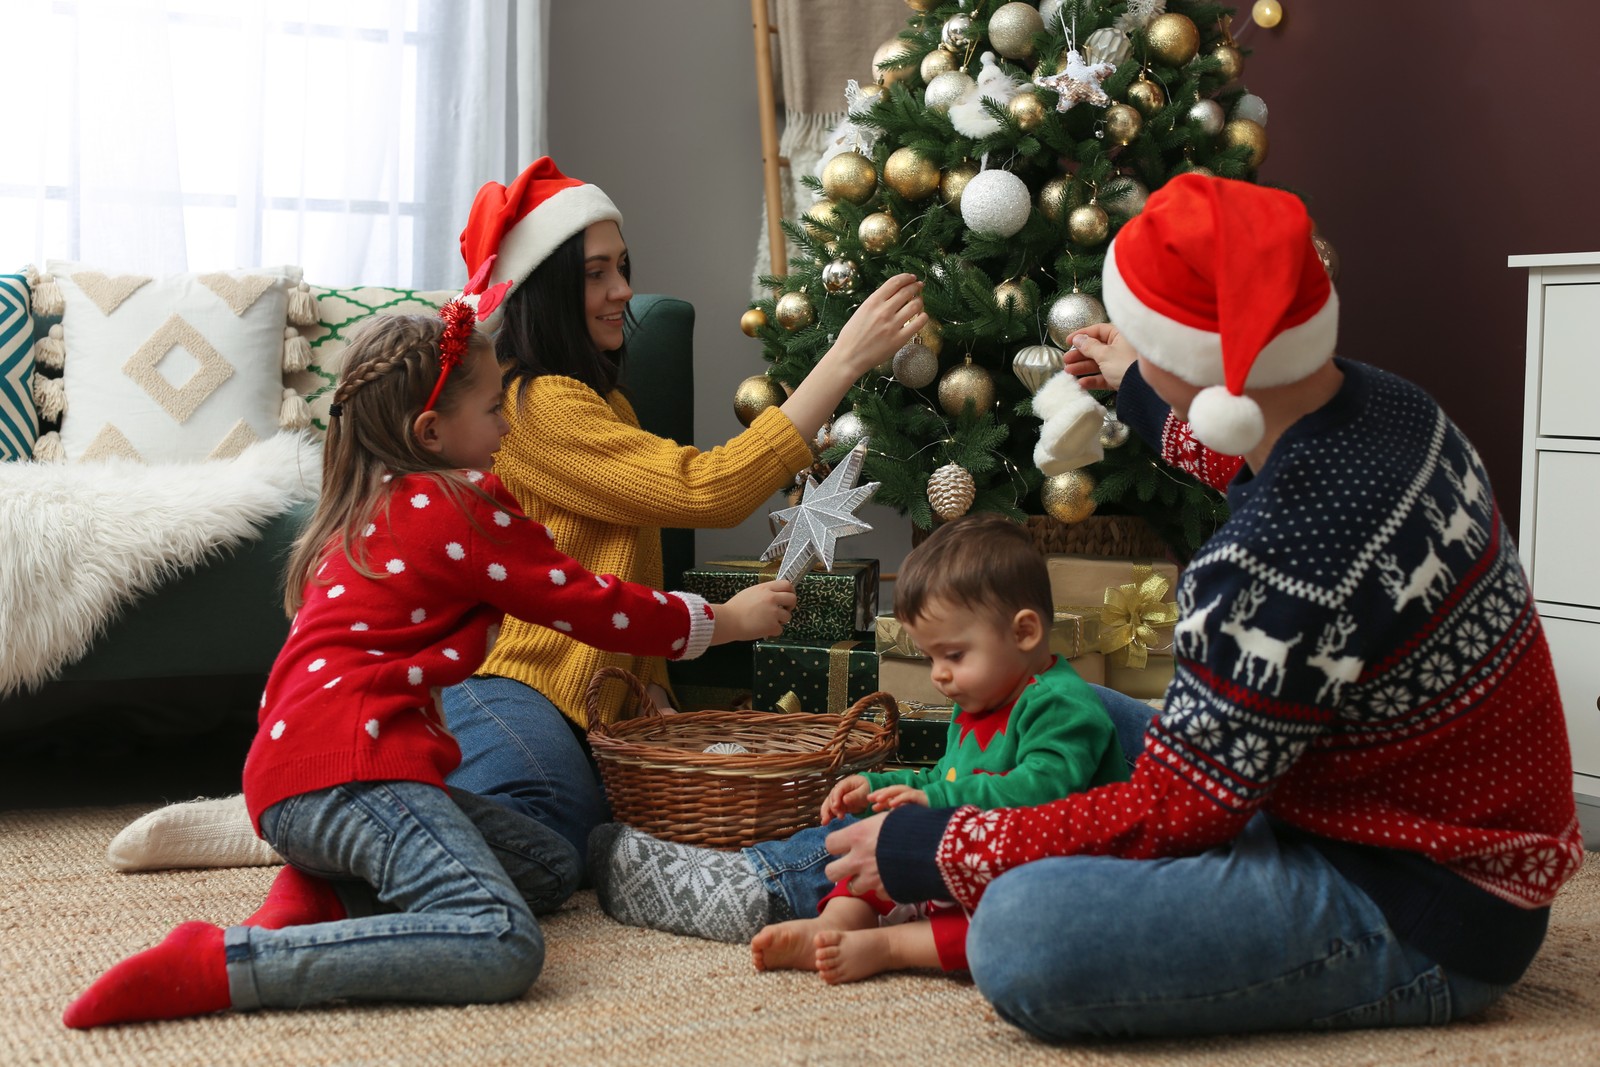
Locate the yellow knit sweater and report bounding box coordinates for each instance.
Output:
[482,375,815,726]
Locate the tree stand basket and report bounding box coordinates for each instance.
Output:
[585,666,900,850]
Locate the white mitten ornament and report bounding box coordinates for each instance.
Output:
[1032,371,1106,475]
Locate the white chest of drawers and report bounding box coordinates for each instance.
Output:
[1511,252,1600,824]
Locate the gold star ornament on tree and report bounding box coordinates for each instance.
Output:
[762,439,879,584]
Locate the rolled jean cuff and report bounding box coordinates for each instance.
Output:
[224,925,262,1012]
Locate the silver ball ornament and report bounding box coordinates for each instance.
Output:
[1098,414,1131,448]
[941,14,975,50]
[891,342,940,389]
[821,258,859,294]
[960,169,1032,238]
[1101,176,1149,217]
[1011,343,1065,395]
[1188,98,1225,135]
[1234,93,1269,127]
[925,70,976,113]
[1046,291,1108,347]
[830,410,867,450]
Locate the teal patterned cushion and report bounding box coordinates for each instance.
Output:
[0,272,38,460]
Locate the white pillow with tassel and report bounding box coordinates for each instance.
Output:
[35,262,316,463]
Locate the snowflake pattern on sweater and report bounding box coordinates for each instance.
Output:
[242,471,713,828]
[937,362,1583,912]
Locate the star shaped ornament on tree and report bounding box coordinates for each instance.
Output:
[762,439,879,584]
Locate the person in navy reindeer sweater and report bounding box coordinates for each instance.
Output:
[823,174,1585,1038]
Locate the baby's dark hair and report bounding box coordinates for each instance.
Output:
[895,513,1052,629]
[282,312,498,614]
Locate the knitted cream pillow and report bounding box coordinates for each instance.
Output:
[286,285,458,434]
[33,262,318,463]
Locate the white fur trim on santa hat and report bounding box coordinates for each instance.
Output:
[1102,238,1339,389]
[1188,384,1265,455]
[1032,371,1106,475]
[488,183,622,294]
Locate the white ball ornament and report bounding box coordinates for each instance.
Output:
[1188,99,1225,135]
[925,70,976,113]
[960,169,1032,238]
[830,410,867,449]
[1234,93,1269,127]
[1045,291,1108,347]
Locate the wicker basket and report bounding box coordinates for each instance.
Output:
[585,666,900,850]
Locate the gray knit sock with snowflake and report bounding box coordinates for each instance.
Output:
[588,823,772,943]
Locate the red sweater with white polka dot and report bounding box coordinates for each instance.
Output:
[883,362,1584,983]
[242,471,714,829]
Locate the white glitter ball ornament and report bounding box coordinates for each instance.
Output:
[1234,93,1269,127]
[960,169,1032,238]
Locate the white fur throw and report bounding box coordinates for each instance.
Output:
[0,433,321,696]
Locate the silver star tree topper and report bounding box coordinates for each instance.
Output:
[762,438,879,584]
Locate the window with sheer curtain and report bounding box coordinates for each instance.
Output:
[0,0,545,288]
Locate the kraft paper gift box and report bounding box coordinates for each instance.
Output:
[682,559,879,644]
[874,610,1097,661]
[1045,554,1180,698]
[876,652,1107,708]
[751,636,879,715]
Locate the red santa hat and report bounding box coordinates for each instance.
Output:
[458,157,622,321]
[1101,173,1338,455]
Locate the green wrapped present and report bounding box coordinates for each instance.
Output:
[862,701,951,766]
[665,642,755,711]
[753,637,878,715]
[682,559,879,643]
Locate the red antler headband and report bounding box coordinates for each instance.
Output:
[423,299,478,412]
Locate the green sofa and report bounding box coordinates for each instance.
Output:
[0,294,697,732]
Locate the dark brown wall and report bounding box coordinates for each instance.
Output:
[1238,0,1600,533]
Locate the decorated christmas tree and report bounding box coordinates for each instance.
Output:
[738,0,1330,561]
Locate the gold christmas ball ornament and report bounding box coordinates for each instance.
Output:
[801,200,844,244]
[925,70,977,113]
[905,0,938,11]
[1251,0,1283,29]
[927,463,977,522]
[1011,343,1065,394]
[921,47,959,83]
[1127,76,1166,117]
[1007,91,1048,131]
[1188,98,1226,136]
[1101,175,1149,216]
[873,37,918,87]
[941,14,976,51]
[821,258,859,294]
[1145,13,1200,67]
[1041,470,1098,524]
[1212,43,1245,82]
[821,151,878,205]
[1223,117,1269,168]
[994,279,1032,316]
[939,161,980,211]
[733,374,787,427]
[1104,102,1143,145]
[891,341,940,389]
[739,307,767,337]
[938,358,996,417]
[858,212,901,253]
[1037,176,1072,223]
[1312,233,1340,281]
[774,290,816,331]
[885,147,942,201]
[987,2,1045,63]
[1046,290,1108,347]
[1067,201,1110,246]
[919,317,945,356]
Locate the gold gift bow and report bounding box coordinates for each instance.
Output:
[1066,564,1178,670]
[775,639,862,714]
[874,615,920,659]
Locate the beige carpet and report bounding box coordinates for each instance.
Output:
[5,805,1597,1067]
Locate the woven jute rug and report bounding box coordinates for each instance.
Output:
[5,805,1597,1067]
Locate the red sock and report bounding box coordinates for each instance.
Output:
[62,921,230,1029]
[244,866,347,929]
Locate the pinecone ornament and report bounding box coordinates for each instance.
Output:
[927,463,976,521]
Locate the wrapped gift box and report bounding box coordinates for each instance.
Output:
[752,637,879,715]
[1105,654,1175,700]
[682,559,879,644]
[874,610,1097,661]
[862,701,952,766]
[877,652,1106,709]
[666,642,755,712]
[1046,554,1179,669]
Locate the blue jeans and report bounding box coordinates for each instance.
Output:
[960,686,1508,1038]
[225,781,547,1010]
[442,675,611,861]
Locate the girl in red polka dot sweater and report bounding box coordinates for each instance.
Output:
[63,304,795,1029]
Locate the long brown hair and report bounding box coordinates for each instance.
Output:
[282,313,499,615]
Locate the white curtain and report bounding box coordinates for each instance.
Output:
[0,0,546,289]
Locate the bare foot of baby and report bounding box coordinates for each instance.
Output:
[751,919,825,972]
[815,928,893,985]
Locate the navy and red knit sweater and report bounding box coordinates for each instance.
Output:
[879,360,1583,983]
[242,471,713,829]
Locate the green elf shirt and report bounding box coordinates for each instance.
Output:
[864,656,1128,808]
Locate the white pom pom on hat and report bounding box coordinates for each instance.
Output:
[1100,173,1339,456]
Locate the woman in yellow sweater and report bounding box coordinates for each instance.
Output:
[446,158,926,860]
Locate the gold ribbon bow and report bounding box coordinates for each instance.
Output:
[874,616,921,659]
[1096,564,1179,669]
